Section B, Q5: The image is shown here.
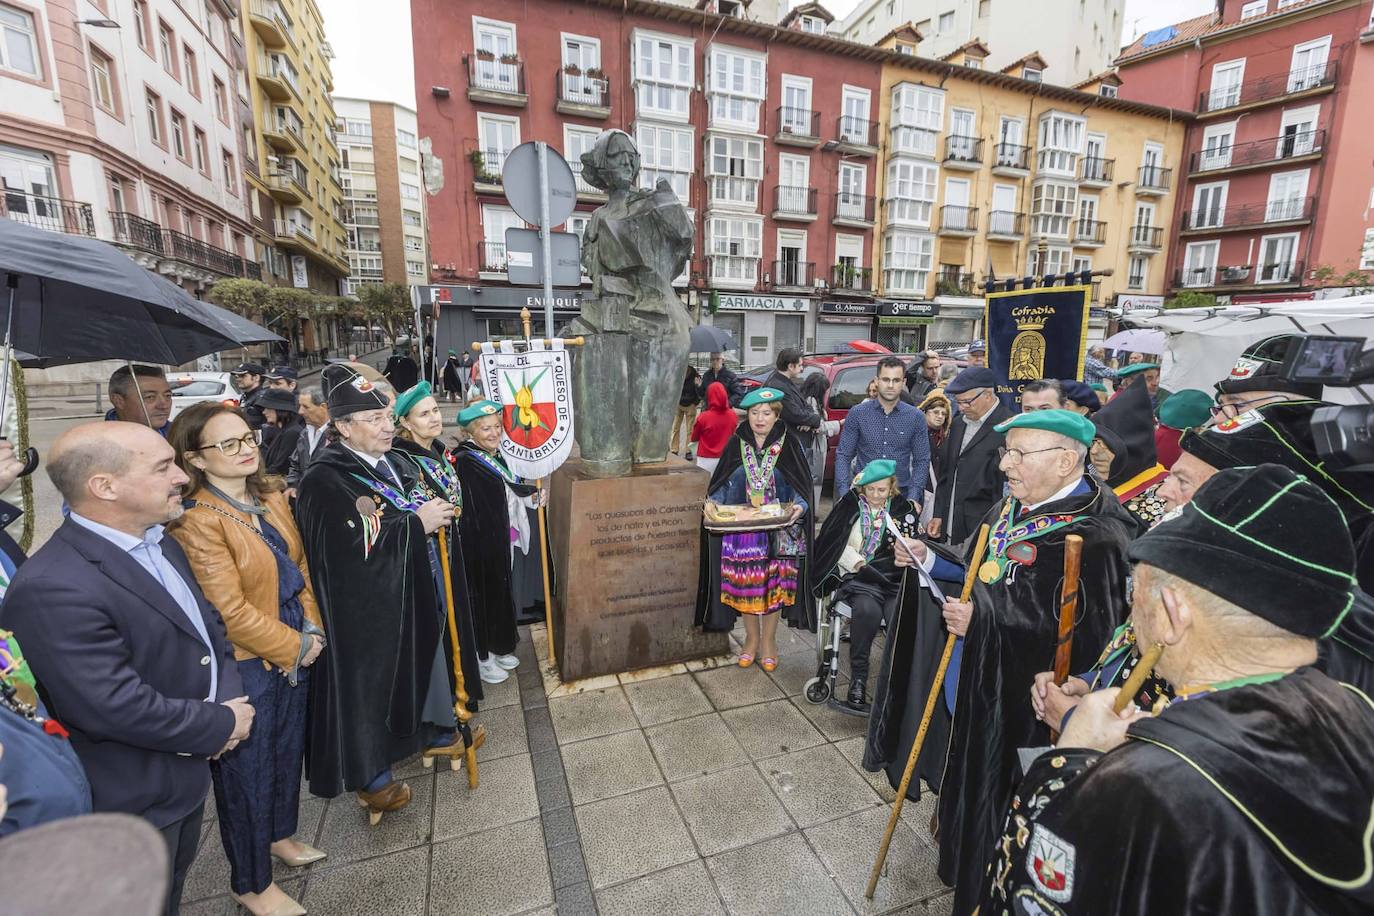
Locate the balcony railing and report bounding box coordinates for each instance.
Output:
[0,192,94,236]
[1079,156,1115,183]
[773,185,817,217]
[1137,166,1172,192]
[939,205,978,233]
[775,105,819,141]
[1198,61,1338,113]
[1256,259,1305,284]
[836,115,879,149]
[831,263,872,293]
[474,148,506,185]
[1189,129,1326,173]
[556,71,609,110]
[708,255,760,286]
[935,268,975,296]
[570,161,603,197]
[944,135,983,167]
[348,212,380,227]
[466,54,526,97]
[1073,219,1107,244]
[993,142,1030,171]
[771,260,814,289]
[110,211,164,253]
[1129,225,1164,248]
[245,261,263,281]
[481,240,507,272]
[162,229,247,276]
[1181,196,1314,230]
[833,193,875,224]
[987,210,1025,237]
[1176,261,1304,287]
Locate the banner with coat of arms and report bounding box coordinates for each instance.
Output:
[478,340,575,480]
[984,286,1091,410]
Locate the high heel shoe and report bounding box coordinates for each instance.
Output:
[421,724,487,770]
[270,842,327,867]
[231,886,307,916]
[737,653,755,668]
[760,657,778,673]
[355,780,411,826]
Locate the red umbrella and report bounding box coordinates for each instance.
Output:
[848,340,892,354]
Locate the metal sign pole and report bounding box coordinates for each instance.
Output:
[537,142,555,338]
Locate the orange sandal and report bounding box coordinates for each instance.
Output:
[738,653,755,668]
[760,657,778,672]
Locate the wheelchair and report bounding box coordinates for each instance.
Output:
[802,590,850,705]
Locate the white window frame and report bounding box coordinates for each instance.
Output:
[840,85,872,144]
[632,29,694,123]
[1257,232,1300,283]
[477,113,520,172]
[779,74,813,135]
[1266,169,1309,222]
[885,159,938,228]
[560,32,604,107]
[989,184,1018,234]
[1359,229,1374,271]
[1191,181,1229,229]
[942,176,972,231]
[837,162,867,220]
[1278,105,1320,158]
[937,10,955,32]
[1208,59,1246,112]
[1028,246,1070,278]
[707,43,766,132]
[948,108,977,159]
[1127,255,1148,290]
[1036,111,1085,177]
[1199,121,1236,171]
[774,228,808,287]
[1288,36,1331,92]
[882,229,934,295]
[563,123,601,195]
[0,4,39,77]
[1030,179,1077,239]
[1240,1,1267,19]
[707,213,763,286]
[90,48,115,111]
[890,83,943,158]
[1182,241,1219,288]
[776,153,810,213]
[634,121,693,202]
[706,133,763,209]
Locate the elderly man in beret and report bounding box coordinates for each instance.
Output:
[980,464,1374,915]
[886,409,1136,912]
[927,367,1014,548]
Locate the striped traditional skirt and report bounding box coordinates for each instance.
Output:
[720,531,798,616]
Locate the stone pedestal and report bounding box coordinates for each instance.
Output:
[549,455,728,681]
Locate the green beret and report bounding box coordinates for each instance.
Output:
[740,387,785,408]
[1090,382,1109,395]
[457,399,502,426]
[995,408,1097,447]
[1156,388,1212,430]
[1116,362,1160,379]
[447,348,457,356]
[853,459,897,489]
[392,381,434,420]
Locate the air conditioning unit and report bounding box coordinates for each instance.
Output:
[1222,265,1251,282]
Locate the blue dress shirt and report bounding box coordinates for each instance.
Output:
[834,398,930,502]
[68,512,218,699]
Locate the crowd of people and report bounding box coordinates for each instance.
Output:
[2,329,1372,915]
[0,359,549,915]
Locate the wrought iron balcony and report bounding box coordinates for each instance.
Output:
[833,192,875,226]
[935,268,975,296]
[0,192,94,236]
[1180,196,1314,231]
[771,260,814,289]
[466,54,527,106]
[1189,129,1326,174]
[938,205,978,235]
[1198,61,1338,114]
[992,142,1029,172]
[110,211,164,254]
[480,240,507,272]
[831,263,872,293]
[556,71,610,116]
[774,106,820,146]
[835,115,879,153]
[162,229,248,276]
[1136,166,1171,194]
[1073,219,1107,245]
[1079,156,1114,184]
[986,210,1025,238]
[473,148,506,187]
[1128,225,1164,249]
[1175,261,1304,288]
[943,135,983,169]
[773,185,817,219]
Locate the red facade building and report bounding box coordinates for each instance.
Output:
[411,0,885,358]
[1115,0,1374,299]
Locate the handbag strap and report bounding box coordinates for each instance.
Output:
[189,500,293,563]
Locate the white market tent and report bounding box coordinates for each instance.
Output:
[1130,295,1374,404]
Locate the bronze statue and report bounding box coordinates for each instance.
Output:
[564,129,693,478]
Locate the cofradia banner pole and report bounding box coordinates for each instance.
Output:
[472,308,583,671]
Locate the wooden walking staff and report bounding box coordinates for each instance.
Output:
[1048,534,1085,742]
[866,523,991,900]
[436,527,479,789]
[472,308,584,671]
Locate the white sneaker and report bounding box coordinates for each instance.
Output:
[478,657,510,684]
[494,653,520,671]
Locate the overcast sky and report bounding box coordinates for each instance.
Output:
[318,0,1215,108]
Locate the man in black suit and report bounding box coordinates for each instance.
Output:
[928,368,1013,549]
[763,347,823,459]
[2,421,252,915]
[285,384,329,499]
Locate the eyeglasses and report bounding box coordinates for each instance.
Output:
[193,429,261,457]
[998,445,1068,465]
[953,390,986,408]
[1209,394,1284,419]
[347,411,394,428]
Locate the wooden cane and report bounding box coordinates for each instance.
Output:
[865,522,991,900]
[536,480,557,671]
[437,527,479,790]
[1048,534,1085,742]
[1113,642,1165,714]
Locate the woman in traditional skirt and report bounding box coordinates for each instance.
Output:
[695,387,816,671]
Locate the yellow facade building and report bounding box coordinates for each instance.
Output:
[871,29,1188,345]
[241,0,349,297]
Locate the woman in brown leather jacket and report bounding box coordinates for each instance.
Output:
[168,403,326,916]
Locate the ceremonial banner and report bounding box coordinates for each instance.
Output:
[984,286,1091,410]
[478,340,575,479]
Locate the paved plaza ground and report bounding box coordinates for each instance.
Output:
[180,622,953,916]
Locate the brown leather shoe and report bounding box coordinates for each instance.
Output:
[355,781,412,825]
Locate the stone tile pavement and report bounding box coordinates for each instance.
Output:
[180,621,952,915]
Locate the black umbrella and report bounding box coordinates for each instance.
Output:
[689,324,738,353]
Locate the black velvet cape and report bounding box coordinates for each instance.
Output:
[937,476,1136,913]
[454,441,534,658]
[389,437,483,709]
[978,668,1374,915]
[694,420,816,632]
[811,489,921,599]
[297,441,442,797]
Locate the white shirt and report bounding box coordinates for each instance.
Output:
[1021,476,1088,514]
[305,423,325,453]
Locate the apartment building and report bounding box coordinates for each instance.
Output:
[1115,0,1374,300]
[836,0,1126,88]
[240,0,348,307]
[333,97,429,295]
[872,30,1187,345]
[0,0,258,290]
[412,0,885,361]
